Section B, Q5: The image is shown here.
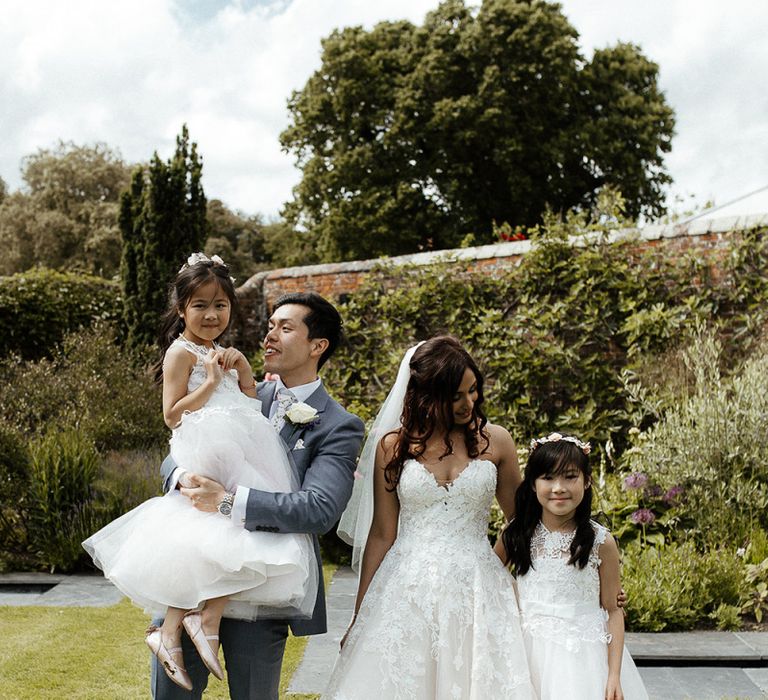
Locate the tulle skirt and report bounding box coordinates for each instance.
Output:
[82,403,317,620]
[524,622,649,699]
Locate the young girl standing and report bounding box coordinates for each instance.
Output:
[83,253,316,691]
[497,433,648,700]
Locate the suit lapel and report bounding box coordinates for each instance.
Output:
[279,384,330,448]
[258,381,277,420]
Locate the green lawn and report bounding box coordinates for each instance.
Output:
[0,566,333,699]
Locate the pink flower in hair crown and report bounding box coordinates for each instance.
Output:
[529,432,591,455]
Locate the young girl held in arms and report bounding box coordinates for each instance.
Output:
[497,433,648,700]
[83,254,316,691]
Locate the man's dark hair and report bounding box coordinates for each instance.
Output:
[273,292,343,369]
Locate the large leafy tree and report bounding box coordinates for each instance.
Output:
[119,125,207,349]
[0,143,131,276]
[281,0,675,262]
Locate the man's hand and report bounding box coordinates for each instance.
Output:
[180,473,227,512]
[617,587,627,610]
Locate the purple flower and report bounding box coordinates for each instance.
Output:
[663,485,684,505]
[630,508,656,526]
[623,472,649,490]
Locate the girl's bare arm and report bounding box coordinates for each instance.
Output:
[162,346,222,428]
[599,535,625,700]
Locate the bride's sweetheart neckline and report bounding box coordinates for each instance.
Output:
[405,458,495,490]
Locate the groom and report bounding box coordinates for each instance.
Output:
[155,291,365,699]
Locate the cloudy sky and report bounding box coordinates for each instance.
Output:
[2,0,766,219]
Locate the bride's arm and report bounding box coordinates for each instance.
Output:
[349,436,400,627]
[490,424,523,521]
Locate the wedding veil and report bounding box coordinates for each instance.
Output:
[337,343,423,572]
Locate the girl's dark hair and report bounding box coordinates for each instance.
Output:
[503,438,594,575]
[384,335,489,488]
[152,258,238,383]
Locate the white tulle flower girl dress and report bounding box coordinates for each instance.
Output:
[516,521,649,699]
[83,335,317,621]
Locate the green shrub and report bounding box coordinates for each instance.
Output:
[25,429,100,571]
[710,604,742,631]
[0,268,121,360]
[745,529,768,564]
[740,558,768,623]
[326,225,768,457]
[0,422,32,571]
[0,323,166,450]
[622,541,747,631]
[620,328,768,545]
[0,428,165,573]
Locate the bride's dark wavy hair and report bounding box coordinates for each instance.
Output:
[151,258,238,383]
[384,335,490,489]
[503,438,594,575]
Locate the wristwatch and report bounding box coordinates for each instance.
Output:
[217,492,235,517]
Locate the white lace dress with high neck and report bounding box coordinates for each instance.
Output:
[82,336,317,621]
[517,521,648,700]
[324,458,536,700]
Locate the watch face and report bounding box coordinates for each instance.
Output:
[218,501,233,516]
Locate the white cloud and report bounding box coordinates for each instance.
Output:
[1,0,766,218]
[561,0,768,212]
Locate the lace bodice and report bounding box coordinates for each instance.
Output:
[170,336,259,409]
[396,458,496,548]
[516,520,611,651]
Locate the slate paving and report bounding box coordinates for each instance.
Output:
[0,571,123,607]
[2,569,767,698]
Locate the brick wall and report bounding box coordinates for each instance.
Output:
[230,213,768,352]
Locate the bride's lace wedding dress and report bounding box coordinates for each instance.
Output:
[324,458,536,700]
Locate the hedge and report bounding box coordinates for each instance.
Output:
[0,268,121,360]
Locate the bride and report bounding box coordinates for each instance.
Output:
[325,336,536,699]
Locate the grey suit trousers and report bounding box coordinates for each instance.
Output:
[151,617,288,700]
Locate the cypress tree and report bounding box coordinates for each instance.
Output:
[119,125,207,349]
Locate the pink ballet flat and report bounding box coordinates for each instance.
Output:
[145,626,193,691]
[182,611,224,680]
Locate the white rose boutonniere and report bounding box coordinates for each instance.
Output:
[285,402,320,429]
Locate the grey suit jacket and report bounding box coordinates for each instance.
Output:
[160,380,364,636]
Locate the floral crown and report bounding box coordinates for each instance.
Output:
[179,252,236,284]
[529,432,591,455]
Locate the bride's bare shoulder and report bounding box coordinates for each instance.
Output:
[378,429,402,460]
[480,422,518,461]
[484,422,516,445]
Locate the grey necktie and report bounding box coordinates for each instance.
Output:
[272,389,297,433]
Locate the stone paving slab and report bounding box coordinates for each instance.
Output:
[626,631,765,661]
[737,632,768,658]
[0,573,123,607]
[287,567,356,696]
[745,669,768,694]
[639,667,768,700]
